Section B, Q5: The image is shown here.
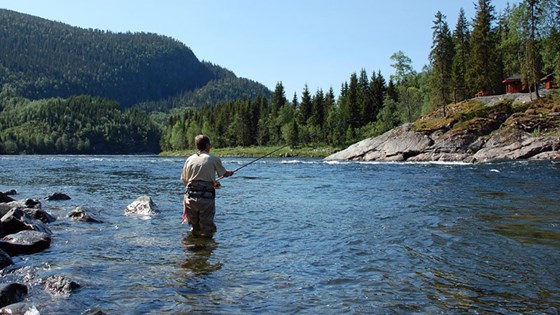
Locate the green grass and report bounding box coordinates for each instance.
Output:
[160,145,343,158]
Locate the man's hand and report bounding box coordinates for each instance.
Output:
[224,170,234,177]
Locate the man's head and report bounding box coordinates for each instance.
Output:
[195,134,211,152]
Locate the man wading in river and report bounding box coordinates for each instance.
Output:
[181,135,234,238]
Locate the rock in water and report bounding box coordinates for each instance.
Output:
[68,207,104,223]
[44,275,81,295]
[45,192,71,201]
[0,283,28,308]
[124,195,159,216]
[0,230,52,256]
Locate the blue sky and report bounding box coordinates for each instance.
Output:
[1,0,520,98]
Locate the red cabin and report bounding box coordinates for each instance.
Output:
[502,75,528,94]
[540,73,555,90]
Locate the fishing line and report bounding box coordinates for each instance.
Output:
[216,143,289,182]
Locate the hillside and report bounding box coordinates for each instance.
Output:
[325,91,560,163]
[0,9,271,108]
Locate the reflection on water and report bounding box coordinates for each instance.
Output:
[180,234,222,277]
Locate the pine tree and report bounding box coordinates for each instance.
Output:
[468,0,502,95]
[347,73,360,128]
[521,0,542,99]
[368,71,386,123]
[452,8,471,102]
[430,11,455,115]
[298,85,312,125]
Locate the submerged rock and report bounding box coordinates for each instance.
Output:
[43,275,81,295]
[68,207,103,223]
[45,192,71,201]
[0,283,27,308]
[0,230,51,256]
[124,195,159,216]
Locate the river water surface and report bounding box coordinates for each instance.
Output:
[0,156,559,314]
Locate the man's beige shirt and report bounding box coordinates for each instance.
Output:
[181,152,227,184]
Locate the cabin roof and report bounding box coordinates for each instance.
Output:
[541,72,554,81]
[502,74,522,83]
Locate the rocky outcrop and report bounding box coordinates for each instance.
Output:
[325,123,560,163]
[325,96,560,163]
[124,195,159,216]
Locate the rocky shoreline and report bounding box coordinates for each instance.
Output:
[325,93,560,163]
[0,190,157,314]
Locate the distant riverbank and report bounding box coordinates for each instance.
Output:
[159,145,342,158]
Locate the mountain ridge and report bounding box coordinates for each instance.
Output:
[0,9,271,108]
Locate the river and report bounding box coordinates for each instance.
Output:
[0,155,559,314]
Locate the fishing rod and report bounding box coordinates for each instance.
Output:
[216,143,290,182]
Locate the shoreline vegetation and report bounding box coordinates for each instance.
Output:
[160,145,343,158]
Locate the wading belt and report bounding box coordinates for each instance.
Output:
[185,180,216,199]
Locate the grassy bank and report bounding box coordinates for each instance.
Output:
[160,145,343,158]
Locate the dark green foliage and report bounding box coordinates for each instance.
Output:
[467,0,503,95]
[430,11,455,115]
[452,8,471,102]
[0,9,270,108]
[0,95,160,154]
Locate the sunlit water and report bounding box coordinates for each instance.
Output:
[0,155,559,314]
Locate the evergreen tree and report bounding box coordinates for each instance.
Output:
[430,11,455,115]
[272,82,287,115]
[369,70,386,123]
[521,0,543,99]
[468,0,502,95]
[452,8,471,102]
[298,85,312,125]
[347,73,361,129]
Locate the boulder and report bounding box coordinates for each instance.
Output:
[0,230,51,256]
[44,192,71,201]
[124,195,159,216]
[23,208,56,224]
[0,199,42,217]
[0,283,27,308]
[2,190,17,196]
[43,275,81,295]
[68,207,103,223]
[0,208,52,238]
[0,249,13,270]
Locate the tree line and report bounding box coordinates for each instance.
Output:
[162,0,559,151]
[0,89,160,154]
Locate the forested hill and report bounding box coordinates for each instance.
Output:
[0,9,271,107]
